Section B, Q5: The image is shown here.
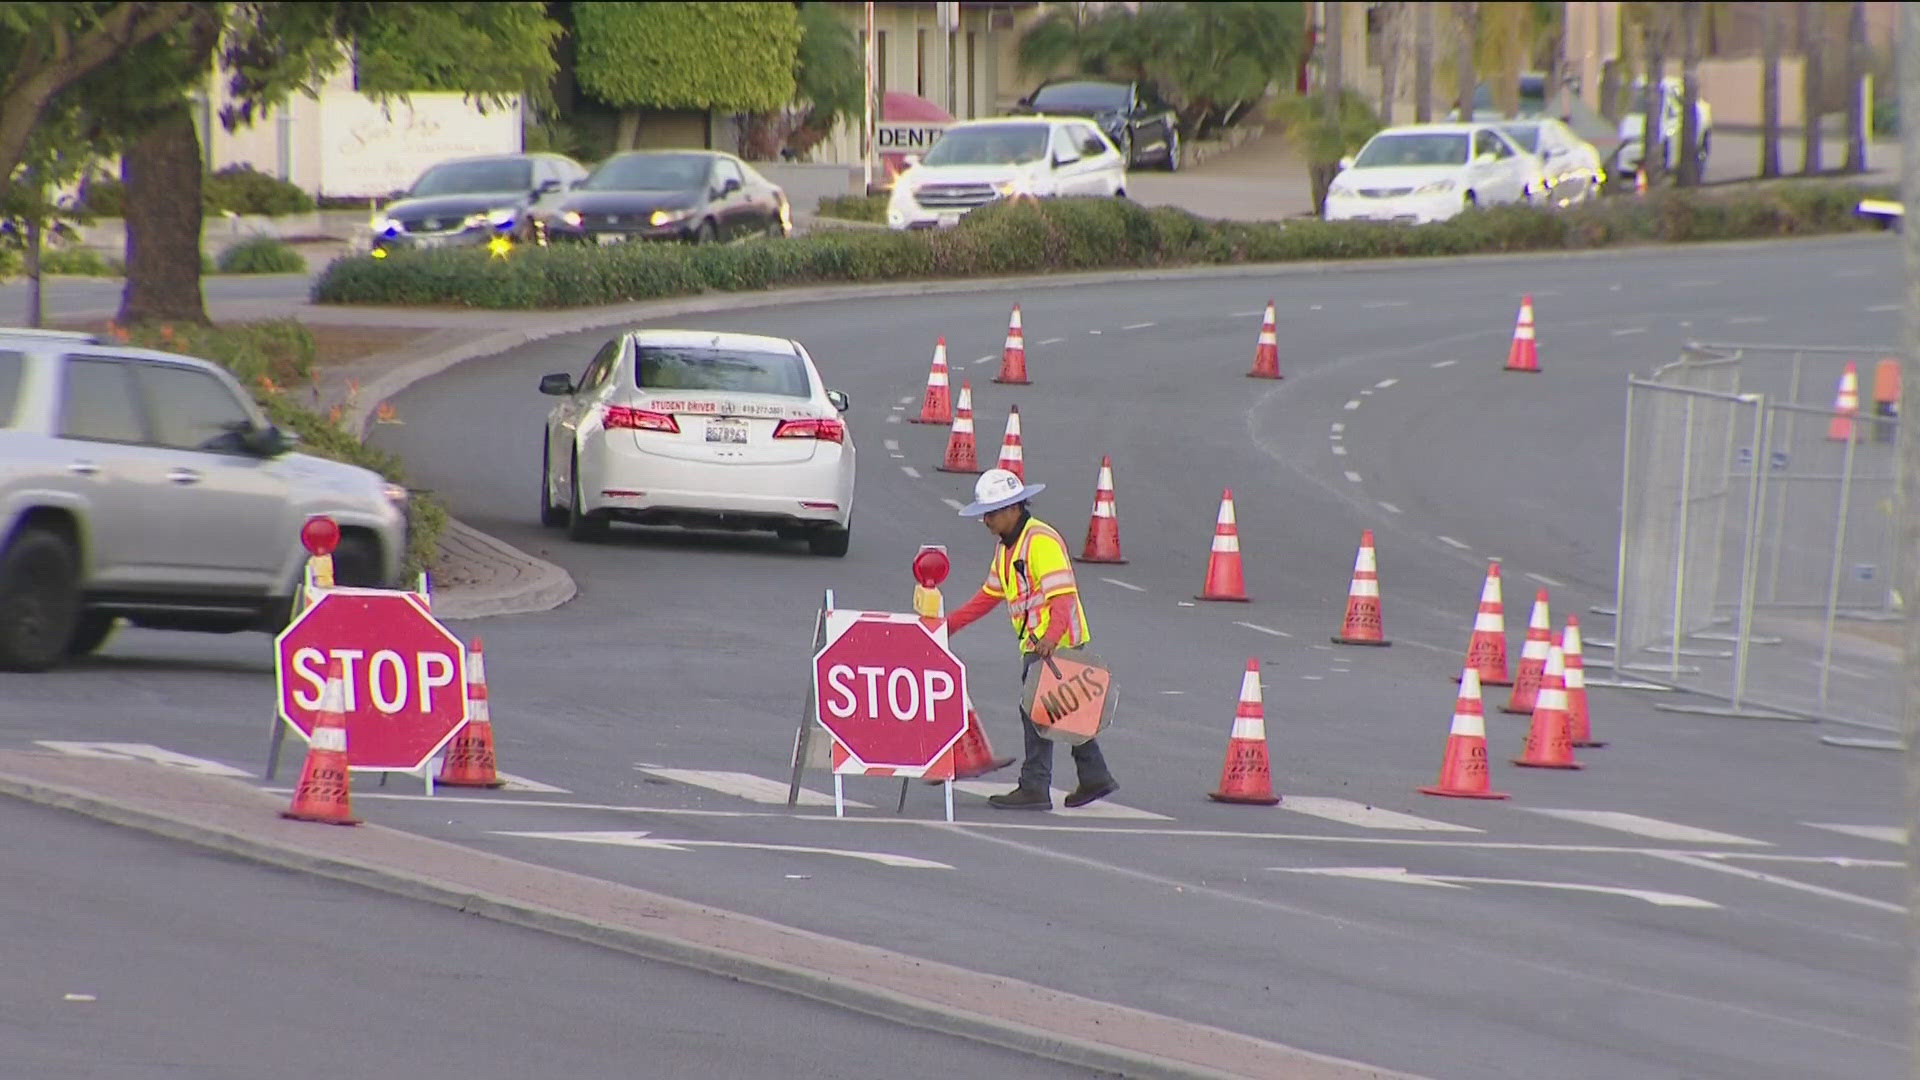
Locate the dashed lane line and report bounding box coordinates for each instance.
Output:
[1673,279,1718,287]
[1344,470,1363,483]
[1610,326,1648,337]
[971,354,996,365]
[1037,337,1066,346]
[1374,378,1399,389]
[1651,852,1903,915]
[1100,577,1146,592]
[941,497,966,512]
[1344,400,1361,410]
[1805,823,1906,844]
[1377,502,1401,514]
[1430,359,1458,368]
[1330,423,1345,433]
[1121,321,1156,330]
[1867,304,1900,313]
[1727,315,1768,325]
[897,396,914,405]
[1526,572,1564,588]
[1362,300,1408,309]
[886,414,902,424]
[883,439,899,451]
[1331,445,1348,455]
[901,465,922,478]
[1436,536,1470,550]
[1234,621,1290,638]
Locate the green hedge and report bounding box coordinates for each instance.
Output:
[81,164,317,218]
[815,193,887,223]
[314,184,1892,310]
[216,235,307,274]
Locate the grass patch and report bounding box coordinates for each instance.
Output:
[815,193,888,224]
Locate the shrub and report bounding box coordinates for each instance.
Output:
[40,246,123,276]
[216,235,308,274]
[815,193,887,223]
[313,185,1892,310]
[79,164,316,218]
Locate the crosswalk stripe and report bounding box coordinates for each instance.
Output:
[1804,823,1907,845]
[1278,796,1481,832]
[637,768,868,808]
[949,781,1171,819]
[1524,809,1769,846]
[494,771,571,794]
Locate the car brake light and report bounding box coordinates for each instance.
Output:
[604,405,678,433]
[773,418,845,443]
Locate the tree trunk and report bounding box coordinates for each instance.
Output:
[1800,1,1823,174]
[1453,2,1477,119]
[1378,3,1402,126]
[1413,1,1433,122]
[1678,3,1702,186]
[24,188,43,330]
[1323,1,1344,113]
[1642,13,1666,186]
[1845,0,1867,173]
[1761,2,1782,178]
[616,111,643,149]
[116,100,208,328]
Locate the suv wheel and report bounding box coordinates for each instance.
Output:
[0,528,82,671]
[66,613,118,657]
[539,439,566,527]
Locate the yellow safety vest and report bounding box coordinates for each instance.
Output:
[983,516,1090,653]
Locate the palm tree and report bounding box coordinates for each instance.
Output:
[1452,2,1476,118]
[1799,1,1822,175]
[1843,0,1866,173]
[1677,2,1702,185]
[1375,3,1405,126]
[1760,1,1781,178]
[1413,1,1433,121]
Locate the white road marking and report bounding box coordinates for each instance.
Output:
[1805,823,1907,844]
[1377,501,1401,515]
[1088,329,1102,335]
[1160,690,1186,695]
[1301,675,1324,681]
[499,830,951,869]
[1374,378,1399,389]
[972,355,995,365]
[1309,303,1323,311]
[1524,809,1769,846]
[35,741,248,777]
[1727,315,1768,324]
[886,414,902,424]
[897,396,914,405]
[883,438,900,451]
[1037,337,1066,346]
[1652,852,1902,914]
[891,404,907,411]
[495,772,571,794]
[1430,359,1458,368]
[1269,866,1718,908]
[1122,321,1156,330]
[1344,400,1361,410]
[1610,326,1648,337]
[1176,601,1196,607]
[1100,576,1146,592]
[1359,389,1374,396]
[1279,797,1480,833]
[1330,423,1345,433]
[1231,310,1266,319]
[1235,621,1290,638]
[63,994,96,1003]
[900,465,922,478]
[941,497,966,512]
[1329,432,1343,440]
[1526,572,1564,588]
[949,781,1172,820]
[1867,304,1900,313]
[1345,470,1364,483]
[1436,535,1470,550]
[636,767,869,808]
[1330,445,1348,455]
[890,453,905,459]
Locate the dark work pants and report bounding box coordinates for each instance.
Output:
[1017,653,1113,792]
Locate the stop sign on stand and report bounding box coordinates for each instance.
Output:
[812,610,969,816]
[276,589,470,774]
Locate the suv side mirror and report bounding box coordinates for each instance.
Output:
[717,177,742,197]
[536,178,562,194]
[1053,152,1079,169]
[1337,155,1355,171]
[539,373,576,396]
[826,389,850,412]
[241,422,293,457]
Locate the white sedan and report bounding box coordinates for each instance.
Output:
[1323,123,1546,225]
[538,330,857,556]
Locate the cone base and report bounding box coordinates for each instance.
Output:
[1497,703,1535,715]
[908,416,949,425]
[1209,791,1280,805]
[1504,365,1541,373]
[936,464,983,474]
[992,377,1031,386]
[1197,594,1251,603]
[282,810,361,825]
[1572,739,1608,748]
[1075,555,1128,565]
[1512,758,1583,770]
[1331,636,1391,647]
[437,777,506,789]
[1247,370,1282,380]
[1418,785,1510,800]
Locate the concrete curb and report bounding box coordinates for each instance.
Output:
[0,754,1427,1080]
[428,520,577,621]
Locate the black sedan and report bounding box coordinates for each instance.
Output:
[369,153,587,253]
[542,151,791,245]
[1014,79,1181,171]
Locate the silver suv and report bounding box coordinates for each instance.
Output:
[0,329,409,671]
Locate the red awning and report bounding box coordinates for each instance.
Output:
[882,92,953,124]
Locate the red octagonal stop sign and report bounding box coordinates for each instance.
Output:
[813,610,969,775]
[276,590,470,772]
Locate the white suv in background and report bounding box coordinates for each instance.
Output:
[887,117,1128,230]
[0,329,410,671]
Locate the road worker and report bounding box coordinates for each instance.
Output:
[946,469,1119,810]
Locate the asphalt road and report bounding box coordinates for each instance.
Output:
[5,235,1908,1079]
[0,798,1095,1080]
[0,273,313,325]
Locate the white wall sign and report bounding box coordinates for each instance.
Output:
[317,91,523,197]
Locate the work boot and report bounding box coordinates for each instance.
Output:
[987,786,1053,810]
[1064,779,1118,808]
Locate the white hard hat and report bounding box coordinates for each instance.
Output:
[959,468,1045,517]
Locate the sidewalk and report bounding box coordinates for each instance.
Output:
[1125,128,1318,221]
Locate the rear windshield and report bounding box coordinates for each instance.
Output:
[410,159,532,196]
[636,346,811,398]
[1353,133,1469,168]
[0,350,20,427]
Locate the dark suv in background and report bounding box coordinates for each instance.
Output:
[1014,79,1181,171]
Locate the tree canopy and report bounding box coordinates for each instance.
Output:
[574,2,799,113]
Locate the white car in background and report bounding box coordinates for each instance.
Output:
[886,116,1128,230]
[538,330,856,556]
[1496,118,1606,206]
[1323,123,1546,225]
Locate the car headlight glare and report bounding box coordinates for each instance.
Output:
[370,216,400,237]
[382,483,408,504]
[559,210,583,227]
[487,208,516,230]
[1414,179,1457,195]
[650,207,693,227]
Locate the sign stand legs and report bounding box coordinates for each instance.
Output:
[264,713,287,780]
[833,774,845,818]
[787,590,835,808]
[944,779,954,822]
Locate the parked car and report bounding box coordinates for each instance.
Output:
[537,330,855,556]
[1614,76,1712,178]
[1013,79,1181,171]
[541,151,791,245]
[369,153,587,254]
[0,329,409,671]
[1323,123,1546,224]
[886,117,1128,230]
[1496,118,1605,206]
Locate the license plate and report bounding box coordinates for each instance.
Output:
[937,212,961,228]
[705,421,748,444]
[596,233,626,246]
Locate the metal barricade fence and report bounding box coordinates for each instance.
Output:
[1600,343,1902,747]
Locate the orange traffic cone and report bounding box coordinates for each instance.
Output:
[282,658,360,825]
[910,337,953,425]
[1331,529,1390,646]
[1634,168,1648,195]
[937,381,981,473]
[1196,489,1250,602]
[1827,361,1860,442]
[1077,455,1126,564]
[438,638,505,788]
[994,405,1025,481]
[1514,645,1582,769]
[1209,659,1281,805]
[1504,295,1540,372]
[1459,562,1512,686]
[994,305,1030,385]
[1248,301,1281,379]
[1419,668,1510,800]
[950,691,1015,779]
[1562,616,1605,748]
[1501,589,1552,715]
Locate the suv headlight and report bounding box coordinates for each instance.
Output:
[649,207,694,227]
[382,483,408,505]
[1414,179,1457,195]
[559,210,583,227]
